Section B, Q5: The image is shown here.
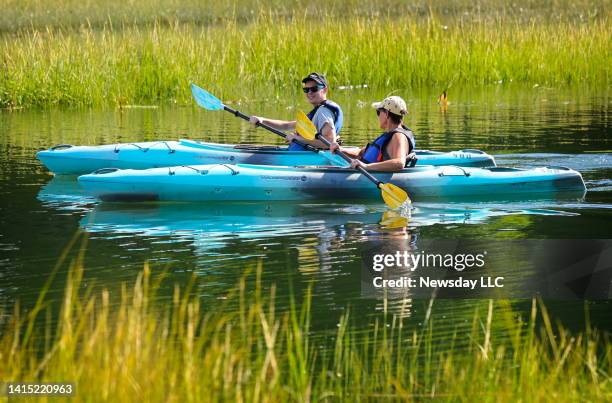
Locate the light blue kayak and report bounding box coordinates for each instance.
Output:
[36,139,496,174]
[78,163,586,203]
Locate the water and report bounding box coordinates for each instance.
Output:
[1,86,610,336]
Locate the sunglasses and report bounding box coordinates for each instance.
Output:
[376,108,387,116]
[302,85,324,93]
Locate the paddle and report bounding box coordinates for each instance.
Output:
[190,83,320,152]
[295,111,411,208]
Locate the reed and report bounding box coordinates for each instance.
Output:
[1,0,607,32]
[1,254,610,401]
[0,3,609,108]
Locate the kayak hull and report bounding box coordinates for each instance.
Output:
[78,164,586,203]
[37,140,496,174]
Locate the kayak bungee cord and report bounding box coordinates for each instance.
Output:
[113,141,176,154]
[167,164,239,176]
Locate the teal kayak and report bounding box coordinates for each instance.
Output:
[36,139,496,174]
[78,163,586,203]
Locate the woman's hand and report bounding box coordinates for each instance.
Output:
[249,116,262,127]
[350,159,367,169]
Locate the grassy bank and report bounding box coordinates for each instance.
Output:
[1,258,610,401]
[0,2,609,108]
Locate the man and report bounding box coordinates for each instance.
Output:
[250,72,343,150]
[329,96,415,172]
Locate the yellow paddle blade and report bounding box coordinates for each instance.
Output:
[380,210,410,229]
[380,183,411,209]
[295,111,317,140]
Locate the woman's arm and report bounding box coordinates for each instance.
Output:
[351,134,408,172]
[329,142,362,158]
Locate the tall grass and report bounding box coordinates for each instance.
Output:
[1,255,610,400]
[0,5,609,108]
[2,0,607,32]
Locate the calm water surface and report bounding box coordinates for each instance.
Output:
[1,86,610,339]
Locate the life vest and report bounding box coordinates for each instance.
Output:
[288,100,344,151]
[360,126,416,167]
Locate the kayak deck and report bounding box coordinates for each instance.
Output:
[78,163,586,203]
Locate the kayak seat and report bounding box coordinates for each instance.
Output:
[406,152,418,167]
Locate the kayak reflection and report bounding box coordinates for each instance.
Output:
[37,175,95,210]
[38,176,583,226]
[78,201,576,243]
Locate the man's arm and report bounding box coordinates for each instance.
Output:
[250,116,296,131]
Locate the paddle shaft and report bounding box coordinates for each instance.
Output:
[314,133,384,188]
[222,105,320,153]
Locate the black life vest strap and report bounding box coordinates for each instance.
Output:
[382,127,416,167]
[307,101,343,144]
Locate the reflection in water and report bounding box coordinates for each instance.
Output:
[356,218,418,318]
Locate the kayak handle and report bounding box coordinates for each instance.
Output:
[92,168,120,175]
[169,164,240,176]
[438,166,471,177]
[460,149,485,154]
[51,144,73,151]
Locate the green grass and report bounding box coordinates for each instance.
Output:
[1,248,610,401]
[1,0,608,32]
[0,1,609,108]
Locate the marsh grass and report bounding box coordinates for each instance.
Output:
[1,0,608,32]
[1,239,610,401]
[0,2,609,108]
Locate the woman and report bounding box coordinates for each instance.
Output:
[330,96,415,172]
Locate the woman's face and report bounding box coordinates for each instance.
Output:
[376,108,389,129]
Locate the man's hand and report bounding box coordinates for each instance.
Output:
[285,133,302,143]
[249,116,262,128]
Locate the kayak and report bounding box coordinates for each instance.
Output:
[78,163,586,202]
[36,139,496,174]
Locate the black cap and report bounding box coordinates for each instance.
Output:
[302,72,328,88]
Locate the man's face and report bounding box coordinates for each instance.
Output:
[302,80,327,105]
